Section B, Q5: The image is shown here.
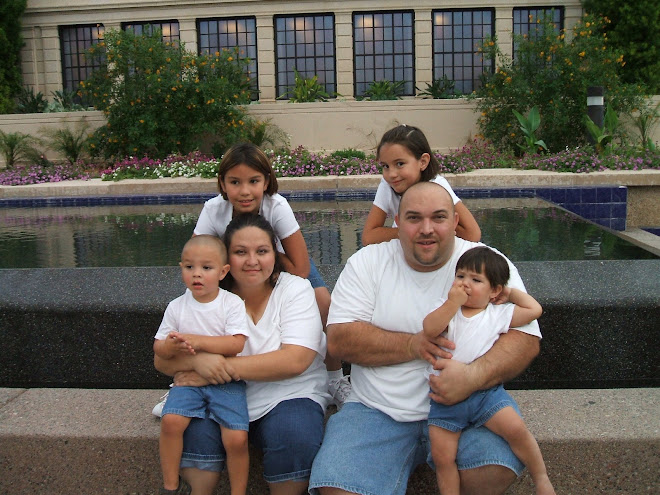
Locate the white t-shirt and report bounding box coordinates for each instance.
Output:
[242,272,331,421]
[328,237,541,422]
[194,193,300,253]
[372,175,461,227]
[154,289,249,341]
[425,302,516,379]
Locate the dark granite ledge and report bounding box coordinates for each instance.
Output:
[1,260,658,390]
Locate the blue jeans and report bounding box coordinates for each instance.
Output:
[181,398,324,483]
[309,401,524,495]
[308,258,327,289]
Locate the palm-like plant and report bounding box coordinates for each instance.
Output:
[40,119,92,164]
[0,130,39,168]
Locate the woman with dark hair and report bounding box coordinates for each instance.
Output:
[155,213,330,495]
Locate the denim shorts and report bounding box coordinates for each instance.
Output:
[308,401,524,495]
[428,384,517,432]
[308,258,327,289]
[162,381,248,431]
[181,398,325,483]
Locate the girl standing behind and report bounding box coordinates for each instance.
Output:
[362,125,481,246]
[194,142,349,406]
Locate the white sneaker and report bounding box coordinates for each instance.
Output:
[152,386,171,418]
[328,375,351,409]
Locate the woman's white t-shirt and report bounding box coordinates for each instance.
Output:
[373,175,461,227]
[194,193,300,253]
[241,272,330,421]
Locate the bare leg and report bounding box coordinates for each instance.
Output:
[160,414,192,490]
[459,464,517,495]
[429,425,461,495]
[181,467,221,495]
[315,287,342,371]
[221,426,249,495]
[484,407,555,495]
[318,488,356,495]
[269,479,309,495]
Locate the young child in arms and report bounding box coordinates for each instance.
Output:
[154,235,250,495]
[424,246,555,495]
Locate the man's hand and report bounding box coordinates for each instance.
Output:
[408,331,455,364]
[192,353,240,384]
[429,358,480,405]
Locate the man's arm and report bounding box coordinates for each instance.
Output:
[327,321,455,367]
[429,330,539,405]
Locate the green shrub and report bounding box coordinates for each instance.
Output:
[0,130,38,167]
[80,28,251,160]
[330,148,367,160]
[280,69,331,102]
[40,118,92,164]
[471,13,645,153]
[359,80,405,101]
[0,0,27,114]
[16,87,48,113]
[417,76,457,99]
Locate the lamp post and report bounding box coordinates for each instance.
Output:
[587,86,604,144]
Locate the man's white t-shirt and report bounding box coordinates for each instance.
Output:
[372,175,461,228]
[194,193,299,253]
[242,272,331,421]
[154,289,249,341]
[328,237,541,423]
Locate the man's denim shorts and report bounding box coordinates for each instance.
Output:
[162,381,248,431]
[181,398,324,483]
[428,384,517,432]
[308,401,524,495]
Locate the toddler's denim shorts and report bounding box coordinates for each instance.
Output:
[162,381,248,431]
[308,401,524,495]
[428,384,517,432]
[181,398,324,483]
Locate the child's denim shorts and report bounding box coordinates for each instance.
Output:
[181,398,324,483]
[307,258,327,289]
[162,381,249,431]
[428,384,517,432]
[308,401,524,495]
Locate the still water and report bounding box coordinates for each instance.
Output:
[0,198,655,269]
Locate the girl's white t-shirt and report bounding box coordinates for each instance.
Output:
[373,175,461,227]
[194,193,300,253]
[241,272,330,421]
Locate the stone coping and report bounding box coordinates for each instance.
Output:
[1,168,659,199]
[0,387,658,494]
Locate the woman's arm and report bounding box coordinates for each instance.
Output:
[454,201,481,242]
[279,230,311,278]
[228,344,317,381]
[361,205,398,246]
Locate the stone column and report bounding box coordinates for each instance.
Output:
[415,9,433,96]
[335,12,354,100]
[256,15,276,101]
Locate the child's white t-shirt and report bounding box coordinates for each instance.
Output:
[372,175,461,227]
[154,288,249,340]
[194,193,300,253]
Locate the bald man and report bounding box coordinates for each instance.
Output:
[309,182,541,495]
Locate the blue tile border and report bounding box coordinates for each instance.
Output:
[0,185,630,231]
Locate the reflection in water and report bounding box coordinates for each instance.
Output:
[0,199,656,268]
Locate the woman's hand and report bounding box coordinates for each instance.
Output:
[173,371,209,387]
[192,353,240,384]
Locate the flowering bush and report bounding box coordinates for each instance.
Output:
[79,29,251,160]
[100,151,219,181]
[472,13,644,153]
[519,146,660,172]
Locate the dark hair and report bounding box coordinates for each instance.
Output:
[217,142,278,199]
[221,213,283,289]
[456,246,510,288]
[376,125,439,182]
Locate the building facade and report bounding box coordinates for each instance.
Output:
[20,1,583,102]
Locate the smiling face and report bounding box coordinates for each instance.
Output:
[227,225,277,290]
[395,182,459,272]
[179,239,230,303]
[378,143,430,195]
[220,163,268,215]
